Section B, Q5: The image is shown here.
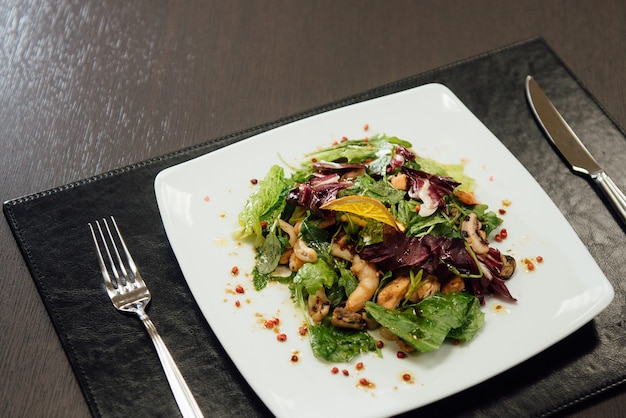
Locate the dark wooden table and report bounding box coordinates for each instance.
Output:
[1,1,625,416]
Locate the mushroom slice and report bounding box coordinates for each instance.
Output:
[461,213,489,255]
[308,289,330,324]
[331,307,366,330]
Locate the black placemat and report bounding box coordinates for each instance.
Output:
[4,38,626,417]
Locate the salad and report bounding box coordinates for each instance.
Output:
[234,134,516,362]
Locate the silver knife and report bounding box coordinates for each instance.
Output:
[525,75,626,226]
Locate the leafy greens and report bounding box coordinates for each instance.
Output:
[235,134,515,363]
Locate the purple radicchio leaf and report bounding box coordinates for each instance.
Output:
[476,247,517,301]
[286,174,353,213]
[311,161,368,175]
[358,226,479,276]
[395,145,416,162]
[388,145,416,171]
[401,167,459,217]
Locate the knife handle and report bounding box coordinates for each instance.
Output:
[593,171,626,227]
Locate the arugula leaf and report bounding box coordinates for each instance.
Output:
[293,259,337,296]
[252,266,271,291]
[337,267,358,297]
[300,134,412,168]
[403,269,424,305]
[252,258,294,291]
[357,220,384,247]
[404,210,450,237]
[392,199,415,227]
[309,322,379,362]
[301,136,380,164]
[383,135,413,148]
[298,217,331,261]
[367,153,392,176]
[340,173,406,205]
[477,208,503,236]
[325,285,346,307]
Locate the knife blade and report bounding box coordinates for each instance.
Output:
[525,75,626,226]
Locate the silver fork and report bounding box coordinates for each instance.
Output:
[88,216,204,418]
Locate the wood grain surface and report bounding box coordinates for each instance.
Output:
[1,1,624,417]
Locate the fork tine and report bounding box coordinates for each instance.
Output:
[108,216,140,285]
[89,216,151,305]
[102,217,131,286]
[88,220,118,291]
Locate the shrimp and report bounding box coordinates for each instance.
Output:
[289,239,319,271]
[407,274,440,302]
[376,276,410,309]
[283,222,318,270]
[293,238,318,263]
[345,255,379,312]
[330,242,353,261]
[289,252,305,271]
[278,219,297,247]
[441,275,465,294]
[279,247,292,265]
[380,326,416,353]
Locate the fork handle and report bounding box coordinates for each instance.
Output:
[137,310,204,418]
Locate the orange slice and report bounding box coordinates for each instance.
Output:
[320,195,405,232]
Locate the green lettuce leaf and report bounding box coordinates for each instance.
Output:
[234,164,291,246]
[446,293,485,342]
[364,292,484,352]
[414,155,475,193]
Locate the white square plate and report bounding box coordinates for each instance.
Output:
[155,84,614,418]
